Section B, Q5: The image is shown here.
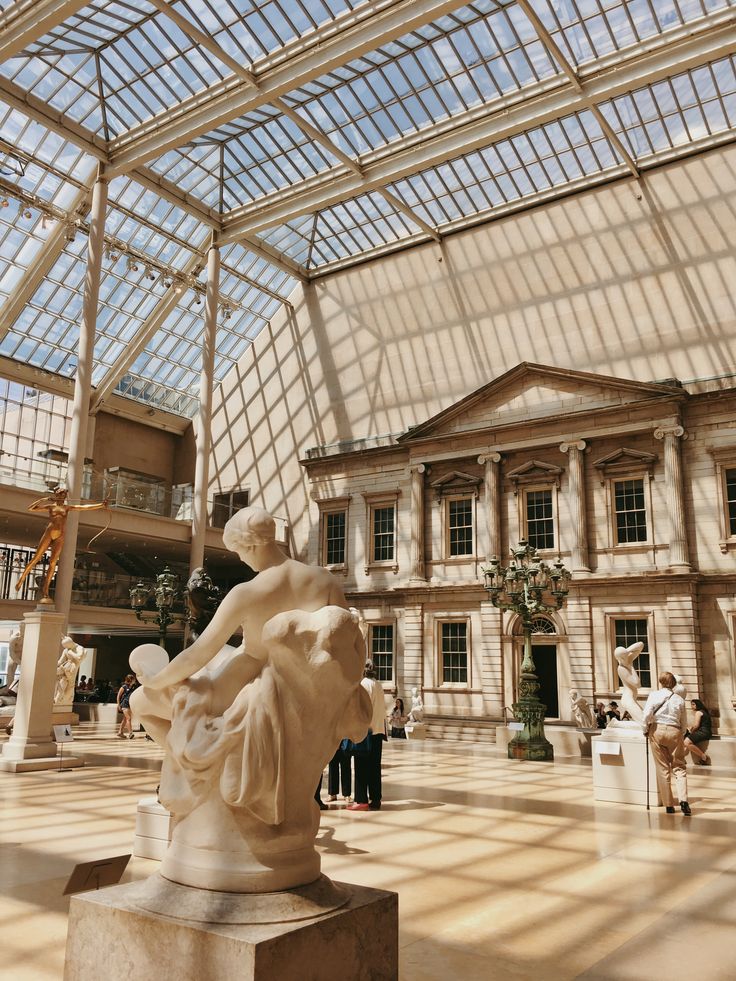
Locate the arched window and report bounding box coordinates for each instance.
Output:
[531,616,556,635]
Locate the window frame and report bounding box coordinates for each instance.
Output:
[211,487,250,528]
[607,613,655,691]
[436,616,471,689]
[315,495,351,574]
[363,491,400,573]
[611,475,649,547]
[522,484,557,552]
[444,494,476,560]
[369,621,395,686]
[711,450,736,553]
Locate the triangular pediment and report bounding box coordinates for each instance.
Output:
[399,363,684,442]
[507,460,563,486]
[429,471,482,497]
[593,448,658,473]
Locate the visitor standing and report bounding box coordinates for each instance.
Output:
[117,673,137,739]
[389,697,408,739]
[642,671,691,815]
[348,661,387,812]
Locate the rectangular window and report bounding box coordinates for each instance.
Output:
[726,468,736,536]
[526,489,554,550]
[614,478,647,543]
[372,505,395,562]
[448,498,473,556]
[614,618,651,688]
[212,489,250,528]
[324,511,346,566]
[441,621,468,684]
[370,624,394,683]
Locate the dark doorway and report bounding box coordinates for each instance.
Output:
[532,644,559,717]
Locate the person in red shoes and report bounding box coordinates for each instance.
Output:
[348,661,387,812]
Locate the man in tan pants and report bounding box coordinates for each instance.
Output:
[642,671,691,815]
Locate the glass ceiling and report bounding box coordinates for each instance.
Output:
[0,0,734,417]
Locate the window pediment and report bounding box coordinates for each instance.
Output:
[430,470,481,501]
[593,448,657,480]
[507,460,562,490]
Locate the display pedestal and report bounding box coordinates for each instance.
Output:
[133,796,172,861]
[0,609,83,772]
[405,722,426,740]
[592,726,661,806]
[65,874,398,981]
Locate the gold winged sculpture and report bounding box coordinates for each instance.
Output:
[15,486,108,602]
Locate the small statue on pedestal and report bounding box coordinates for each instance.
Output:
[408,687,424,723]
[611,642,645,726]
[54,636,85,705]
[1,624,23,694]
[569,689,595,728]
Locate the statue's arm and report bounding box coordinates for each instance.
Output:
[27,497,55,512]
[70,501,108,511]
[137,584,249,690]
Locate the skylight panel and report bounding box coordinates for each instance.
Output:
[288,3,558,157]
[526,0,733,69]
[387,108,620,229]
[600,54,736,158]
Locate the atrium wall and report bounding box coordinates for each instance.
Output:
[210,144,736,550]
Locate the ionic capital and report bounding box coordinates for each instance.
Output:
[654,426,685,441]
[560,439,586,454]
[478,453,501,465]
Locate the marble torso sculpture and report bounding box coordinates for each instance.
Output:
[54,637,85,705]
[130,507,371,894]
[408,687,424,723]
[611,642,645,725]
[569,689,595,728]
[1,625,23,692]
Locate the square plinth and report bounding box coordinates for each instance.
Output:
[592,729,661,807]
[65,877,398,981]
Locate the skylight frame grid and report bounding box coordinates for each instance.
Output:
[218,242,296,300]
[219,110,341,209]
[287,1,560,157]
[147,143,223,209]
[7,0,235,138]
[259,214,317,268]
[526,0,735,70]
[170,0,362,67]
[0,103,95,190]
[384,108,622,229]
[599,53,736,160]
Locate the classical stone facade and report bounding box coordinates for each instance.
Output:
[303,363,736,736]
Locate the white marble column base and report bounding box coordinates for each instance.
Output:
[65,875,398,981]
[0,753,81,772]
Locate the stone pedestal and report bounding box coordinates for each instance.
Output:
[65,875,398,981]
[133,797,172,861]
[0,609,83,772]
[592,726,661,806]
[405,722,426,740]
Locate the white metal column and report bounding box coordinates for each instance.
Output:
[54,168,108,622]
[190,238,219,572]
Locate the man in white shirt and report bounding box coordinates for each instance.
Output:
[642,671,691,815]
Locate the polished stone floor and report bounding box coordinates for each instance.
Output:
[1,725,735,980]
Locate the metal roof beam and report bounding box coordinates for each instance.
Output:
[106,0,471,176]
[219,17,736,241]
[0,0,89,61]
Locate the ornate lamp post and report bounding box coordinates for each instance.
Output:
[129,567,187,651]
[484,541,571,761]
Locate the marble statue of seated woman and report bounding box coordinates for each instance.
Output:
[130,507,371,894]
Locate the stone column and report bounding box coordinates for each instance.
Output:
[560,439,590,572]
[409,464,426,581]
[478,453,502,560]
[54,168,108,618]
[654,425,690,569]
[0,610,79,771]
[190,237,220,572]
